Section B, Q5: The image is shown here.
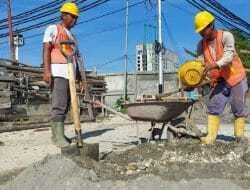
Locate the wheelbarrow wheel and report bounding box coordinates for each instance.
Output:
[167,125,186,143]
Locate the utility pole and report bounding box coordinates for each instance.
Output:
[6,0,16,63]
[158,0,163,93]
[124,0,129,100]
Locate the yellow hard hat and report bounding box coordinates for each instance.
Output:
[178,60,205,88]
[194,11,215,32]
[60,2,79,17]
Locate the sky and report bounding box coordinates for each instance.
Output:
[0,0,249,74]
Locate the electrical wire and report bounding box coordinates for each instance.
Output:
[0,0,83,24]
[186,0,249,38]
[207,0,249,30]
[94,55,124,69]
[0,0,145,44]
[0,0,110,37]
[77,1,144,25]
[161,11,186,63]
[78,19,145,39]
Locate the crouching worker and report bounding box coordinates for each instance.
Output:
[194,11,248,144]
[42,2,83,148]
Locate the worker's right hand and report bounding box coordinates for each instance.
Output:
[202,62,218,77]
[43,72,52,84]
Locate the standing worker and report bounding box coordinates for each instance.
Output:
[43,2,83,148]
[194,11,247,144]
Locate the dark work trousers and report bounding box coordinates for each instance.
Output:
[207,77,248,117]
[51,77,70,122]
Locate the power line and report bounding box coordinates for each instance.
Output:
[206,0,249,30]
[78,19,145,39]
[0,0,109,37]
[0,0,82,24]
[0,0,145,44]
[94,55,124,69]
[165,0,194,15]
[186,0,249,38]
[161,11,186,63]
[198,0,249,30]
[77,1,144,25]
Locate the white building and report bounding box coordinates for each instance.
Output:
[136,43,178,73]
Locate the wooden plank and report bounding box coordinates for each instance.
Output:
[0,76,16,82]
[0,102,11,109]
[0,91,14,96]
[240,49,250,55]
[0,62,43,74]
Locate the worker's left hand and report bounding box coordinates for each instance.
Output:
[43,71,52,85]
[203,62,218,76]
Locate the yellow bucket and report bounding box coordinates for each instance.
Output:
[178,60,205,88]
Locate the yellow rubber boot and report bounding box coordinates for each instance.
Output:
[200,115,220,144]
[234,117,245,138]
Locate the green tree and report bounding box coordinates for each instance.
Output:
[230,29,250,69]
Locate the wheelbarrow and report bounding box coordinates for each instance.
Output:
[123,98,202,142]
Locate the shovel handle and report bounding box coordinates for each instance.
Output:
[59,40,77,61]
[59,40,83,146]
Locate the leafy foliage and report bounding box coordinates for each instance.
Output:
[115,96,130,114]
[230,29,250,69]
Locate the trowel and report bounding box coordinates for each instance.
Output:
[59,40,99,161]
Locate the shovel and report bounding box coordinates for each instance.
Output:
[59,40,99,161]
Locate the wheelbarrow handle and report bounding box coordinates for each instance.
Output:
[59,40,77,61]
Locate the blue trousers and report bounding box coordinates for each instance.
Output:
[207,77,248,117]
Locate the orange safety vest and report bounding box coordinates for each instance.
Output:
[51,24,76,64]
[202,30,245,86]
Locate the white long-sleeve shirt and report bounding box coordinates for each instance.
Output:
[197,30,236,68]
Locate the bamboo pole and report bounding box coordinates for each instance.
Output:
[240,49,250,55]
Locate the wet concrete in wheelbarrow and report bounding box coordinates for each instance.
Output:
[1,136,250,190]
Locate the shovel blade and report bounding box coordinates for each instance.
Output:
[61,143,99,162]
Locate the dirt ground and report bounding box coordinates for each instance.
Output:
[0,99,250,190]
